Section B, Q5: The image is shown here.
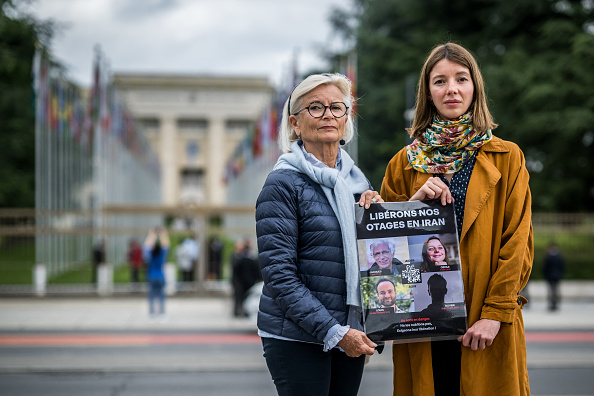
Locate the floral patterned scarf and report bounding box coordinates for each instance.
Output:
[406,112,493,174]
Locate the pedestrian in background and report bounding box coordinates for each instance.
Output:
[543,242,565,311]
[231,238,261,317]
[208,236,223,280]
[127,238,143,285]
[91,239,105,285]
[241,238,261,289]
[143,227,170,319]
[177,232,199,282]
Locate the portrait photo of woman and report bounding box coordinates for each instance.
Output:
[420,235,459,272]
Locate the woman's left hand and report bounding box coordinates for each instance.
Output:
[358,190,384,209]
[337,329,377,357]
[457,318,501,350]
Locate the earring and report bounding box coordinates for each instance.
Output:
[297,138,303,146]
[339,139,346,145]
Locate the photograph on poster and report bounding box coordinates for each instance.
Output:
[361,274,413,314]
[411,270,466,316]
[361,275,412,314]
[407,233,460,272]
[358,237,409,276]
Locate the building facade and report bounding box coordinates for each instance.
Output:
[113,74,275,207]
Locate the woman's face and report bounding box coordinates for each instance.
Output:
[289,84,347,149]
[426,239,446,263]
[428,59,474,121]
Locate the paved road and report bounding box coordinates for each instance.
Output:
[0,284,593,395]
[0,369,593,396]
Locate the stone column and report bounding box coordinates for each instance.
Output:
[160,116,179,205]
[207,117,226,206]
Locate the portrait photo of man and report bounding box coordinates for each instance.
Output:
[367,239,404,276]
[375,277,405,313]
[420,274,452,318]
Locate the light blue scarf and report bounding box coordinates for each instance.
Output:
[274,141,370,309]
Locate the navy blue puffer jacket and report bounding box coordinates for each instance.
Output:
[256,168,365,344]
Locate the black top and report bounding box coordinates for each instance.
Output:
[432,151,477,396]
[437,152,478,239]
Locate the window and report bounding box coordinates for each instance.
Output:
[186,141,200,163]
[178,119,208,130]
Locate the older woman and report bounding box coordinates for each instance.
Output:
[380,43,533,395]
[256,73,381,396]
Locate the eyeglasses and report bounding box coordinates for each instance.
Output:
[293,101,349,118]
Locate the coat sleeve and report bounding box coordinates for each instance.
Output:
[380,150,415,202]
[256,172,340,341]
[481,145,533,323]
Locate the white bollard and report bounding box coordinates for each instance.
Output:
[97,263,113,296]
[165,262,177,296]
[33,263,46,297]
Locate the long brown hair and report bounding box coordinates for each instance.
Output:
[407,42,497,139]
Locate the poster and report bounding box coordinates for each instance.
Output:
[354,199,467,343]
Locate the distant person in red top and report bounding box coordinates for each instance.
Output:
[128,239,143,284]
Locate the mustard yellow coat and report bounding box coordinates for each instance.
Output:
[380,136,533,396]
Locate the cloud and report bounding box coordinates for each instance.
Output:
[30,0,350,87]
[112,0,181,21]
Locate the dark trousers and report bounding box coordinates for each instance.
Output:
[233,281,248,317]
[547,279,560,310]
[131,268,140,283]
[261,337,366,396]
[431,339,462,396]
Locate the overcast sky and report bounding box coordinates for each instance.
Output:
[28,0,353,89]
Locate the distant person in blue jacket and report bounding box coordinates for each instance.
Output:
[143,227,170,319]
[256,73,382,396]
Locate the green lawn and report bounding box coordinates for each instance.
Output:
[531,232,594,280]
[1,230,592,284]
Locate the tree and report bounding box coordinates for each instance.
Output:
[0,0,36,207]
[481,0,594,211]
[0,0,55,208]
[328,0,594,212]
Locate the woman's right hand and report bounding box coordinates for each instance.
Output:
[337,329,377,357]
[409,176,453,205]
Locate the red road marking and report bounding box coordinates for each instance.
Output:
[525,332,594,343]
[1,332,593,347]
[0,333,261,347]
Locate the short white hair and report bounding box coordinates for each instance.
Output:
[369,239,395,257]
[278,73,355,153]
